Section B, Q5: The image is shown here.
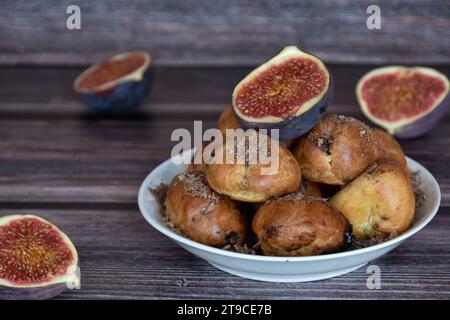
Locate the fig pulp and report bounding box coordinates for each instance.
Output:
[357,66,450,138]
[232,46,333,140]
[0,215,79,299]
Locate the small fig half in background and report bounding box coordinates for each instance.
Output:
[74,51,152,113]
[0,215,79,300]
[356,66,449,139]
[232,46,333,140]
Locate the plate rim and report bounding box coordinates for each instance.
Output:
[138,152,441,262]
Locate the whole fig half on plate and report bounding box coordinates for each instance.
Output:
[0,215,79,300]
[232,46,333,140]
[356,66,450,139]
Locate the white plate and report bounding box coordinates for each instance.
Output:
[138,150,441,282]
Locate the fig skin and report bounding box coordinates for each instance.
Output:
[252,193,351,256]
[394,93,449,139]
[0,215,79,300]
[232,46,333,140]
[165,172,247,247]
[0,284,68,300]
[330,160,415,240]
[293,114,378,185]
[356,66,450,139]
[217,105,296,148]
[188,106,296,174]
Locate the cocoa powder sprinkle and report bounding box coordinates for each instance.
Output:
[176,172,222,204]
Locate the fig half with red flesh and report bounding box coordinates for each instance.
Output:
[74,51,152,112]
[0,215,79,299]
[232,46,333,140]
[357,66,449,139]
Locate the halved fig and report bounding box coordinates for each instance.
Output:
[357,66,449,139]
[217,105,296,148]
[232,46,333,140]
[74,51,152,112]
[0,215,79,300]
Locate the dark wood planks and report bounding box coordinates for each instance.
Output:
[1,65,450,299]
[0,115,449,205]
[0,207,447,300]
[1,0,450,66]
[0,66,450,205]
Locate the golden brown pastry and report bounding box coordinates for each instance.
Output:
[293,114,378,185]
[282,138,296,149]
[217,105,295,149]
[190,104,243,174]
[330,160,415,240]
[189,104,297,175]
[299,178,324,198]
[205,131,301,202]
[187,161,207,173]
[217,105,241,135]
[252,193,352,256]
[372,128,408,172]
[187,141,211,173]
[165,172,247,247]
[299,178,339,198]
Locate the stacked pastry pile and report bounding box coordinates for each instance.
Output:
[164,111,415,256]
[163,47,415,257]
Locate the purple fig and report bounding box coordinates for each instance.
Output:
[0,215,79,300]
[232,46,333,140]
[356,66,449,139]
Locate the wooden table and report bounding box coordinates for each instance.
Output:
[1,65,449,300]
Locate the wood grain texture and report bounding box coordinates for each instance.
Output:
[0,65,449,299]
[0,207,448,300]
[0,66,449,205]
[0,0,449,66]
